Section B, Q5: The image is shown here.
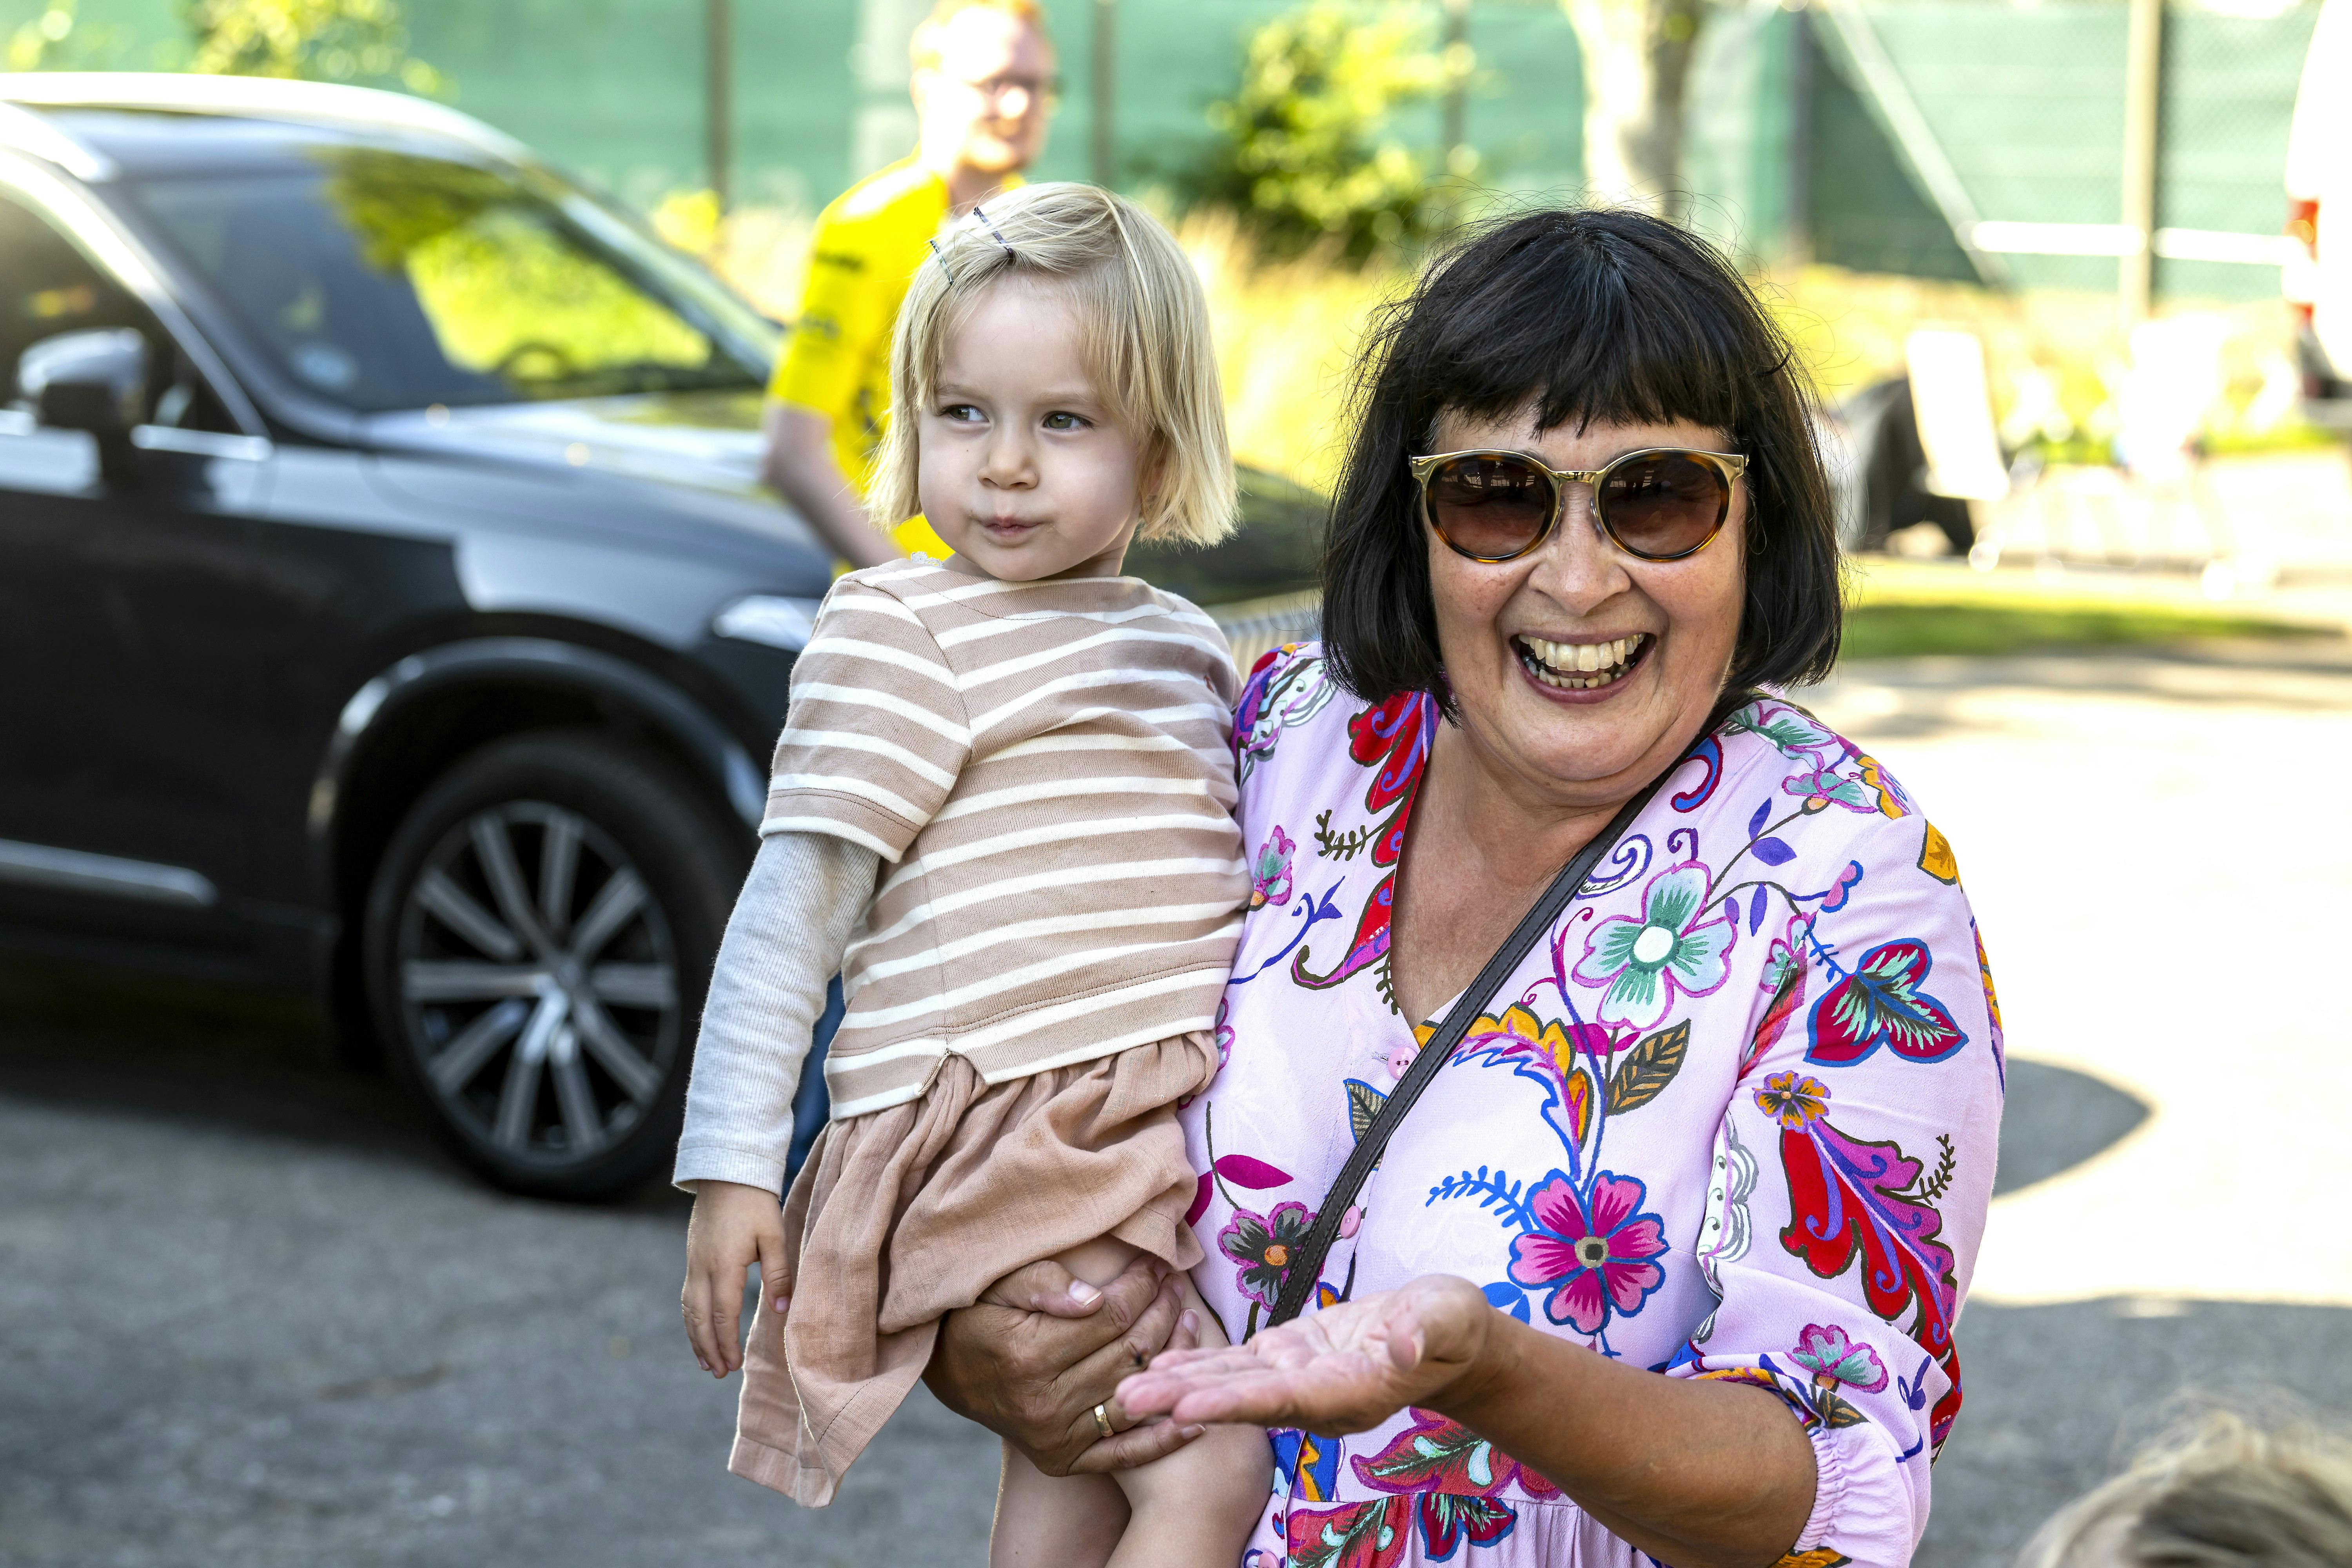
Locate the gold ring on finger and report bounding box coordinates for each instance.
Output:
[1093,1402,1116,1440]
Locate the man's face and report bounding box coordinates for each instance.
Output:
[911,9,1054,176]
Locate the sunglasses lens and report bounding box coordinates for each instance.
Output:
[1425,455,1555,559]
[1599,454,1731,559]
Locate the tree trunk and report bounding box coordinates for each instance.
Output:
[1561,0,1703,215]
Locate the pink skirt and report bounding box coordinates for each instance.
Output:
[728,1030,1219,1505]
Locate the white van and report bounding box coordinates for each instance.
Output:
[2286,0,2350,421]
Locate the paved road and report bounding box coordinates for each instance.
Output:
[6,640,2349,1568]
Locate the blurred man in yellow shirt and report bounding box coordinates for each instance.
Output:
[760,0,1058,566]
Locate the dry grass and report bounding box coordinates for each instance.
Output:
[1759,265,2312,459]
[652,188,2319,490]
[1176,209,1415,491]
[1174,237,2318,490]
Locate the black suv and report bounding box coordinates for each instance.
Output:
[0,74,1319,1198]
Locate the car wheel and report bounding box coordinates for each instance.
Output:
[363,731,743,1200]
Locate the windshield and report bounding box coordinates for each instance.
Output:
[116,148,777,412]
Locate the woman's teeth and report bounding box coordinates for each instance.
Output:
[1515,633,1648,690]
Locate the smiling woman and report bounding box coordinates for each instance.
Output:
[1322,209,1841,746]
[930,209,2004,1568]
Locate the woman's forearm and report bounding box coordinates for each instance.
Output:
[1438,1314,1815,1568]
[672,831,875,1192]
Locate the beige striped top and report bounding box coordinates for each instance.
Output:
[763,559,1247,1119]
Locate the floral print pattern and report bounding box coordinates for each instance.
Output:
[1183,654,2004,1566]
[1790,1323,1889,1393]
[1236,644,1339,784]
[1572,861,1739,1029]
[1507,1172,1670,1335]
[1221,1201,1317,1308]
[1252,828,1297,909]
[1754,1070,1831,1130]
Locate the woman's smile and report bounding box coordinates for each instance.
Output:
[1510,632,1656,699]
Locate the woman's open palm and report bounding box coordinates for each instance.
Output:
[1116,1274,1497,1437]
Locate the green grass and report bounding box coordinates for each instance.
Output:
[1841,595,2319,661]
[1837,556,2337,660]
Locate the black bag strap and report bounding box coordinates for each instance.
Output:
[1264,708,1739,1328]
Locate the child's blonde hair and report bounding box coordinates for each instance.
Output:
[867,181,1237,547]
[2020,1407,2352,1568]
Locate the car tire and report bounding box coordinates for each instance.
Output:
[362,730,743,1200]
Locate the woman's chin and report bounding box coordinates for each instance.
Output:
[1497,656,1697,785]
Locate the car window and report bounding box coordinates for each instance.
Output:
[0,190,236,432]
[117,149,770,412]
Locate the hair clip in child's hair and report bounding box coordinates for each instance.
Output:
[927,210,1014,286]
[971,205,1018,261]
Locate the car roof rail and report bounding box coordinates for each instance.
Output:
[0,100,114,181]
[0,71,530,169]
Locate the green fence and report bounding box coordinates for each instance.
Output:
[1798,1,2318,299]
[0,0,2321,302]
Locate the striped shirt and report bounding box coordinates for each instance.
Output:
[764,560,1248,1118]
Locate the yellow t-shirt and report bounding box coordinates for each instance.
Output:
[770,155,1020,561]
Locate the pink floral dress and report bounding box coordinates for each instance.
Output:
[1180,646,2005,1568]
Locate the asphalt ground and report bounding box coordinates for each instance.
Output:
[6,638,2349,1568]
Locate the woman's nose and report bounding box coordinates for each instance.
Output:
[1529,484,1633,611]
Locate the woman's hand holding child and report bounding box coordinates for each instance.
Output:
[927,1253,1211,1476]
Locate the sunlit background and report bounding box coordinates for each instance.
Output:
[3,1,2347,1565]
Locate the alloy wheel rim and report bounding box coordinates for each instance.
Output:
[395,801,679,1168]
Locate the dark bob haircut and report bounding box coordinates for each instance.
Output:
[1321,207,1842,708]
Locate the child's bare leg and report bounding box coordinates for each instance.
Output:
[1063,1237,1273,1568]
[991,1441,1126,1568]
[985,1234,1144,1568]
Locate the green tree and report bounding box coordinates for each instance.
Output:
[1173,0,1463,265]
[8,1,135,71]
[184,0,446,96]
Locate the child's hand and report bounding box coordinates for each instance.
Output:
[681,1180,790,1379]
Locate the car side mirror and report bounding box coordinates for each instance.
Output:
[18,328,148,485]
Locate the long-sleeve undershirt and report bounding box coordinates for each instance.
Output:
[672,830,878,1196]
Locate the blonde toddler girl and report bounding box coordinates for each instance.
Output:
[675,183,1269,1566]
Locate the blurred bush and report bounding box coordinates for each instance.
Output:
[185,0,444,95]
[7,1,135,71]
[11,0,446,93]
[1165,0,1462,266]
